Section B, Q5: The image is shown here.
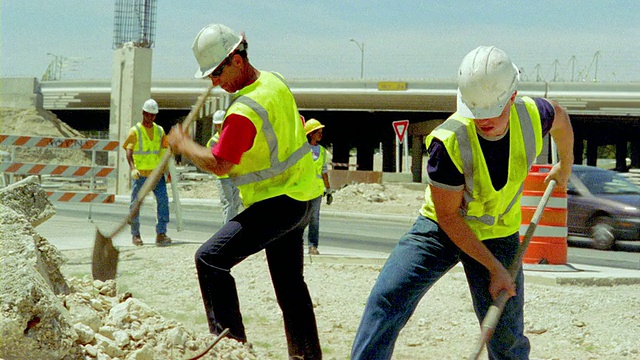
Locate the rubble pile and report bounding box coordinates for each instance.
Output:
[0,176,256,359]
[333,183,399,203]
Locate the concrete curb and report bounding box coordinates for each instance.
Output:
[114,195,418,223]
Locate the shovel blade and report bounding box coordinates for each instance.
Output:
[92,229,119,281]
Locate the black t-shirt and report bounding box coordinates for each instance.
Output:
[427,98,555,191]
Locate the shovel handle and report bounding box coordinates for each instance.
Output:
[469,179,557,360]
[104,84,215,238]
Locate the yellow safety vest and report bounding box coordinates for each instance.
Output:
[226,71,323,207]
[312,145,327,185]
[420,97,543,240]
[132,122,165,171]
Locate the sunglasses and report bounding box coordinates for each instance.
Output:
[209,57,231,78]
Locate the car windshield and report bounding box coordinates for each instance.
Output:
[577,170,640,195]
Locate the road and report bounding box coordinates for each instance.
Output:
[37,202,640,270]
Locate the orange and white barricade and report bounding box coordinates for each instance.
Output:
[0,134,118,204]
[520,164,568,265]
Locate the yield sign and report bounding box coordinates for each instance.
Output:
[392,120,409,143]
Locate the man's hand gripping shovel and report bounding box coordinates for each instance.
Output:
[469,179,557,359]
[92,84,214,281]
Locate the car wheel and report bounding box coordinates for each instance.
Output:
[590,216,615,250]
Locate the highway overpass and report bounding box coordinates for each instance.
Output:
[5,77,640,181]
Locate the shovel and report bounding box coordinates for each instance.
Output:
[468,179,557,359]
[92,84,215,281]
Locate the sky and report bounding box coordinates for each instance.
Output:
[2,1,639,83]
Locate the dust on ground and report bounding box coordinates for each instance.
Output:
[60,243,640,360]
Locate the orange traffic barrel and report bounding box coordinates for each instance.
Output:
[520,164,568,264]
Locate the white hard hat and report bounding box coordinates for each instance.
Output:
[212,110,225,125]
[456,46,519,119]
[142,99,159,114]
[192,23,245,78]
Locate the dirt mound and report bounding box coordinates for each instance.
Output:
[1,107,92,165]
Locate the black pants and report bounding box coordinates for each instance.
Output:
[195,195,322,359]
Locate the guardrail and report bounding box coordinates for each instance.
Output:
[0,134,117,203]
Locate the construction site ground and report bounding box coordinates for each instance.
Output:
[4,107,640,359]
[38,182,640,360]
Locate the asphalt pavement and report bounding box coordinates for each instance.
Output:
[35,195,640,286]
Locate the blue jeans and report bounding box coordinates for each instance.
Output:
[306,195,323,248]
[216,177,241,224]
[194,195,321,359]
[351,215,530,360]
[130,175,170,236]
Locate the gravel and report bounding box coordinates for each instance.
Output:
[59,182,640,359]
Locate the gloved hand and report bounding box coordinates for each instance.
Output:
[131,169,141,180]
[325,188,333,205]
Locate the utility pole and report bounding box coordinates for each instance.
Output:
[350,39,364,79]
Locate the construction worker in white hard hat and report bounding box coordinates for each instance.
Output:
[352,46,574,359]
[122,98,172,247]
[303,118,332,255]
[167,23,323,359]
[206,109,242,224]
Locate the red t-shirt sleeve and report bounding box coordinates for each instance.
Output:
[212,113,256,164]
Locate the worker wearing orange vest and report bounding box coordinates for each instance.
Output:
[122,99,172,247]
[167,23,323,359]
[304,118,332,255]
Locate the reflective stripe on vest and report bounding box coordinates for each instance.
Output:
[229,95,312,187]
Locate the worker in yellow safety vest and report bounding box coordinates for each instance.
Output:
[122,98,172,247]
[352,46,574,359]
[167,23,324,359]
[303,118,332,255]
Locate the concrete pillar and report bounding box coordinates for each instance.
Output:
[631,138,640,169]
[411,135,424,183]
[574,135,585,165]
[615,140,628,171]
[356,145,374,171]
[381,134,396,173]
[109,45,153,195]
[586,139,598,167]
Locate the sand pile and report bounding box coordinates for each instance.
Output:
[0,107,92,165]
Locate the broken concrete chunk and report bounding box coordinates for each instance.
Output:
[0,175,55,227]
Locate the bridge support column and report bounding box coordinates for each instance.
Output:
[615,140,629,171]
[109,45,153,195]
[586,139,598,167]
[631,139,640,169]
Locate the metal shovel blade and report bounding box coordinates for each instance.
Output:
[92,229,119,281]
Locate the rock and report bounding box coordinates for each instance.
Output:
[0,205,76,359]
[0,176,56,227]
[74,323,95,344]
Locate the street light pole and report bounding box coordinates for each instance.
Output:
[350,39,364,79]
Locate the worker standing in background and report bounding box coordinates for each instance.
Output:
[122,99,172,247]
[351,46,574,359]
[207,109,242,224]
[304,118,332,255]
[167,23,324,359]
